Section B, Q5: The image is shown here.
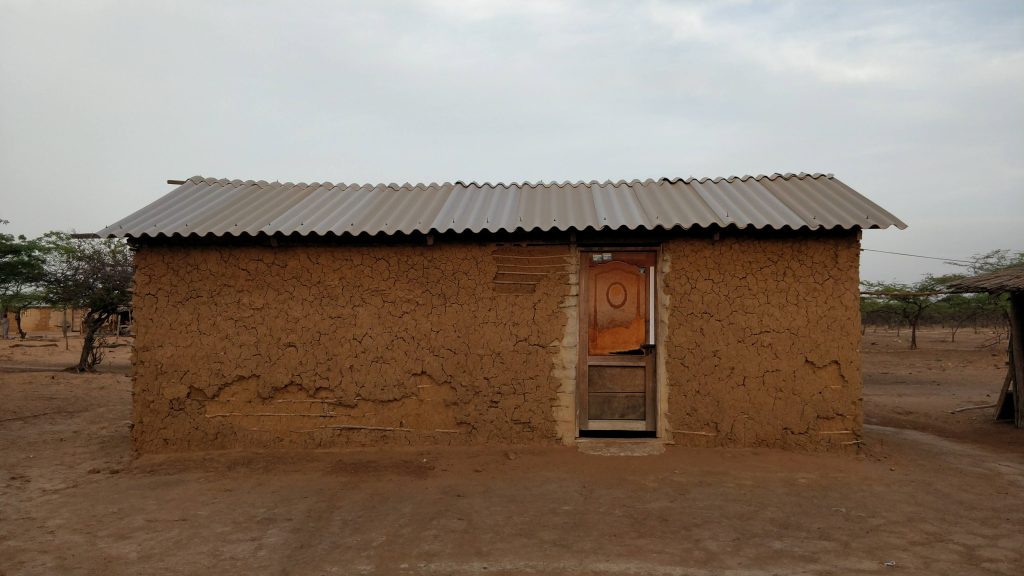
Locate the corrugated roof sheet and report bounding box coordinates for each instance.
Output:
[947,266,1024,293]
[98,173,906,239]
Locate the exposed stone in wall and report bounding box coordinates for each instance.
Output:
[655,249,672,441]
[661,232,862,451]
[132,242,571,452]
[551,250,580,444]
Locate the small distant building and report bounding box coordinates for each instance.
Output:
[99,173,905,453]
[949,266,1024,428]
[2,307,86,335]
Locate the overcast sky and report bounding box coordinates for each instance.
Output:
[1,0,1021,282]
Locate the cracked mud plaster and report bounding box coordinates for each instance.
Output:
[131,243,571,452]
[662,233,863,451]
[132,233,862,453]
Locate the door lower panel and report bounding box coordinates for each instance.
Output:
[588,393,645,420]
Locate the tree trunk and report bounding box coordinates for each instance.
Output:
[14,308,25,339]
[75,312,109,372]
[910,318,919,350]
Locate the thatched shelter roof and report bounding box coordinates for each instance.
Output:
[948,265,1024,294]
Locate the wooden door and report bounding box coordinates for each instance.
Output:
[579,251,657,432]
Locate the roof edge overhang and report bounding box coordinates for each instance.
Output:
[105,222,897,241]
[122,223,867,248]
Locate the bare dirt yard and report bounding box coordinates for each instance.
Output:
[1,329,1023,575]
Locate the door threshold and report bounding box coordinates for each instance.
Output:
[578,430,656,439]
[575,436,666,456]
[583,419,651,432]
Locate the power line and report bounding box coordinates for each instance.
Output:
[860,248,975,265]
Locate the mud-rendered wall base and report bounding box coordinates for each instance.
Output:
[662,232,863,451]
[131,243,572,453]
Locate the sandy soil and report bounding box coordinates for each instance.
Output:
[862,327,1022,452]
[1,329,1023,575]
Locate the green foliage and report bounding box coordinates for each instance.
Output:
[40,233,133,313]
[929,292,1007,342]
[0,229,49,337]
[0,233,47,302]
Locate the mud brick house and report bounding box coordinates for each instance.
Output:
[98,173,904,453]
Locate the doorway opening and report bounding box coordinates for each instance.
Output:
[577,249,658,437]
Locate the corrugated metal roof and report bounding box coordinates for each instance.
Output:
[947,266,1024,293]
[98,173,906,239]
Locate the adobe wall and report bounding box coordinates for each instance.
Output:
[5,309,52,333]
[4,308,86,334]
[11,309,45,332]
[661,233,862,451]
[131,243,573,452]
[131,232,862,453]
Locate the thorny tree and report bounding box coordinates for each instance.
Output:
[42,233,133,371]
[949,249,1024,276]
[861,276,947,350]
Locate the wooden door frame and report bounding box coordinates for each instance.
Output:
[577,246,660,434]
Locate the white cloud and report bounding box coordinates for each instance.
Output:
[648,2,714,41]
[415,0,572,22]
[646,0,902,84]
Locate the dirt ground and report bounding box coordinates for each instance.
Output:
[1,329,1022,575]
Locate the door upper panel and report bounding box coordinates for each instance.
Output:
[586,253,654,356]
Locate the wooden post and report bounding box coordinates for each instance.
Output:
[993,357,1013,422]
[62,307,69,351]
[1010,293,1024,429]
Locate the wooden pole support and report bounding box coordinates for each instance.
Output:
[1009,293,1024,428]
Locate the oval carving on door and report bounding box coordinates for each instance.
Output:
[606,282,628,309]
